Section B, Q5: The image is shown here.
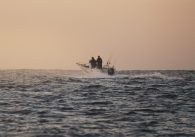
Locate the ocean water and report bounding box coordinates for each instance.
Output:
[0,70,195,137]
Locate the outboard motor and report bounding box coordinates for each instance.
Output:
[108,67,115,75]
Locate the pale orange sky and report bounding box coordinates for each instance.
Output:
[0,0,194,70]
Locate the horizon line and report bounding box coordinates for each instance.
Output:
[0,68,194,71]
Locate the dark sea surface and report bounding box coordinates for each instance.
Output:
[0,70,195,137]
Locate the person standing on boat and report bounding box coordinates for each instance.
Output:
[96,56,103,69]
[89,57,96,69]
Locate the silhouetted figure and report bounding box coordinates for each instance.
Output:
[96,56,103,69]
[89,57,96,68]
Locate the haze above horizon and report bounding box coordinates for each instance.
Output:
[0,0,194,70]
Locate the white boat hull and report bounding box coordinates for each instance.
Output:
[76,63,115,75]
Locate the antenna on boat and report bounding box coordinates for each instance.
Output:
[107,55,113,65]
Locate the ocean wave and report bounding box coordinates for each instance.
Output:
[0,70,194,137]
[131,72,182,80]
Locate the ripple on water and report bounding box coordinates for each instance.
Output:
[0,70,195,137]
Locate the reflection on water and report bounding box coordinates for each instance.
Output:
[0,70,195,137]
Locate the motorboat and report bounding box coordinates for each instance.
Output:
[76,62,115,75]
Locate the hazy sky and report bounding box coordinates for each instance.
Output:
[0,0,194,70]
